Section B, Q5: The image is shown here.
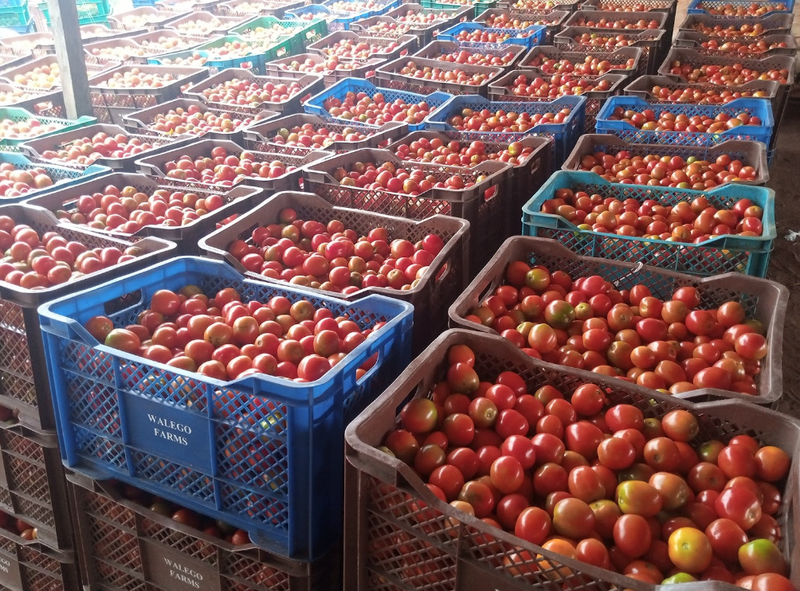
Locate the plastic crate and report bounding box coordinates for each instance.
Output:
[306,30,419,62]
[241,113,408,154]
[0,4,29,29]
[382,2,474,45]
[421,0,499,17]
[198,190,469,353]
[19,123,195,173]
[304,77,453,132]
[0,107,95,152]
[425,94,585,164]
[134,137,328,192]
[522,170,775,276]
[0,151,110,203]
[218,0,306,18]
[437,21,547,49]
[518,44,644,78]
[0,0,26,7]
[117,29,208,57]
[677,12,794,36]
[323,0,402,17]
[0,419,74,551]
[687,0,794,16]
[658,48,796,138]
[106,6,189,30]
[348,15,424,42]
[451,235,785,395]
[123,97,277,143]
[183,68,324,116]
[302,147,511,268]
[474,8,570,43]
[40,0,110,24]
[579,0,676,31]
[68,471,341,591]
[344,326,797,590]
[229,15,329,54]
[0,55,65,92]
[562,133,770,185]
[0,32,55,59]
[24,172,263,254]
[554,25,665,73]
[80,22,150,41]
[148,35,292,74]
[264,52,386,86]
[488,69,628,131]
[284,4,361,32]
[84,37,178,65]
[87,64,209,125]
[0,204,175,431]
[39,255,413,560]
[412,40,528,70]
[596,95,774,149]
[386,130,553,236]
[674,31,799,56]
[375,56,507,97]
[162,10,249,35]
[154,0,224,13]
[564,7,668,28]
[0,84,66,118]
[0,525,80,591]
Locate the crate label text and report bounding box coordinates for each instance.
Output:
[142,539,221,591]
[0,550,23,591]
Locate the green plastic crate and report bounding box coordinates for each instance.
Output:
[230,15,327,54]
[0,3,29,28]
[420,0,498,17]
[41,0,110,24]
[0,106,95,152]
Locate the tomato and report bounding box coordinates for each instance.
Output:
[660,409,699,442]
[643,437,680,472]
[673,287,700,309]
[552,497,595,539]
[400,398,438,434]
[715,487,761,530]
[448,344,476,367]
[754,446,790,482]
[735,332,768,360]
[613,514,651,558]
[150,289,181,316]
[606,404,644,431]
[590,499,622,541]
[447,447,479,480]
[528,323,558,352]
[598,437,635,470]
[414,444,446,477]
[687,462,726,493]
[564,420,603,460]
[532,462,567,498]
[624,560,662,583]
[576,538,611,569]
[514,506,551,545]
[85,315,114,341]
[648,472,690,511]
[105,328,141,353]
[442,413,474,447]
[749,574,796,591]
[570,384,606,416]
[758,482,782,516]
[486,384,517,411]
[668,527,712,573]
[616,481,662,517]
[496,409,529,439]
[739,539,787,576]
[567,465,605,503]
[490,456,524,494]
[429,464,465,501]
[705,518,748,562]
[447,363,480,394]
[531,433,565,464]
[384,429,418,464]
[718,444,757,479]
[458,481,495,518]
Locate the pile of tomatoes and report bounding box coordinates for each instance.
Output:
[604,107,764,133]
[85,285,382,383]
[380,344,793,589]
[464,263,769,396]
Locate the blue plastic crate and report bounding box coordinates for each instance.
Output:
[687,0,794,16]
[304,77,453,131]
[39,256,413,561]
[596,96,774,148]
[437,21,547,49]
[132,0,157,5]
[2,152,109,204]
[425,94,585,164]
[5,17,32,32]
[285,4,358,31]
[521,170,775,277]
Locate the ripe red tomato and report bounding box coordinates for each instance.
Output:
[715,486,762,530]
[514,506,551,545]
[613,514,651,558]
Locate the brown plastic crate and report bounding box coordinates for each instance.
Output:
[383,3,474,45]
[488,69,628,131]
[499,0,582,12]
[0,420,73,551]
[0,55,114,93]
[554,25,664,74]
[160,10,248,35]
[375,56,505,96]
[474,8,570,43]
[198,190,469,353]
[19,122,195,173]
[264,52,386,87]
[0,84,66,118]
[0,524,80,591]
[306,31,419,62]
[412,39,528,69]
[83,34,198,65]
[0,204,175,431]
[677,12,794,36]
[107,6,190,30]
[122,97,278,143]
[674,31,798,56]
[385,130,552,236]
[343,327,800,590]
[241,113,408,155]
[135,137,329,192]
[449,235,786,402]
[24,172,263,254]
[87,64,209,125]
[518,44,643,77]
[183,67,325,115]
[0,33,55,59]
[349,15,417,40]
[67,470,340,591]
[562,133,770,185]
[217,0,306,18]
[579,0,676,32]
[80,23,149,41]
[302,147,512,269]
[564,7,668,28]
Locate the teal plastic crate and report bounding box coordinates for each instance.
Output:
[522,170,776,277]
[229,15,327,54]
[41,0,110,24]
[0,107,95,152]
[0,3,29,28]
[422,0,498,17]
[148,35,290,73]
[39,256,413,560]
